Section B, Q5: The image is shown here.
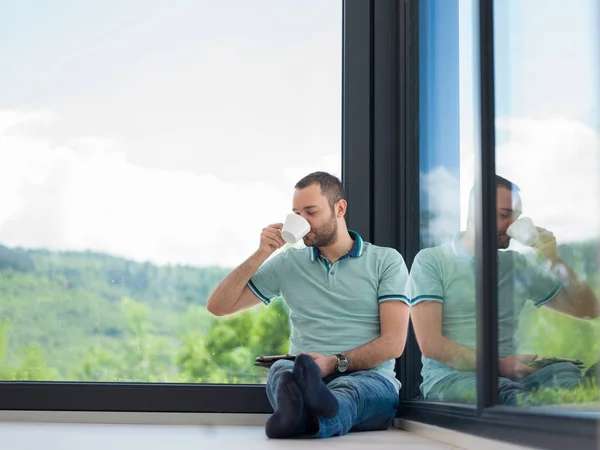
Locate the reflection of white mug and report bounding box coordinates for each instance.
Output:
[281,214,311,244]
[507,217,539,246]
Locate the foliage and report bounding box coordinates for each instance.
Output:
[0,246,289,383]
[0,240,597,408]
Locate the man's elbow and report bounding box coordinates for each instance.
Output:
[581,305,600,320]
[572,298,600,319]
[418,341,439,360]
[206,297,227,317]
[387,338,406,359]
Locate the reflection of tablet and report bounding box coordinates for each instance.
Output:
[255,354,296,368]
[528,357,585,369]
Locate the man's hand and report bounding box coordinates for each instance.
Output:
[258,223,285,256]
[302,352,337,378]
[499,354,538,379]
[532,227,558,262]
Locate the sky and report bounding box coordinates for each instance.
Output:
[0,0,342,267]
[1,0,598,268]
[452,0,598,245]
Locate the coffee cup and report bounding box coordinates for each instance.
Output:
[507,217,539,246]
[281,213,311,244]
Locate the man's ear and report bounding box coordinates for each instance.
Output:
[336,199,347,218]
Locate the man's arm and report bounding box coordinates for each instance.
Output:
[542,258,600,319]
[411,301,476,370]
[206,250,271,316]
[411,302,537,378]
[531,227,599,319]
[206,223,285,317]
[308,301,410,377]
[342,301,410,370]
[408,250,478,370]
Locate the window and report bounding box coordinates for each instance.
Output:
[1,2,597,448]
[415,0,479,405]
[0,1,342,385]
[494,0,599,410]
[400,0,598,448]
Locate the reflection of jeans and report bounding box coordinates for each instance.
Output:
[266,360,399,438]
[426,362,582,405]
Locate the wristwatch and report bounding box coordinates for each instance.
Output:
[335,354,349,373]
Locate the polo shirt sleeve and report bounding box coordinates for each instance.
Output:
[377,249,410,305]
[248,251,286,306]
[409,248,444,306]
[518,253,562,308]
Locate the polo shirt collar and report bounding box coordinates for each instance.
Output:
[309,230,364,262]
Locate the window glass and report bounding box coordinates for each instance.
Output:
[493,0,599,409]
[0,0,342,383]
[413,0,479,405]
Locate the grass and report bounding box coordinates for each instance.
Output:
[517,379,599,409]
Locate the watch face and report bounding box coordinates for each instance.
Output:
[338,358,349,372]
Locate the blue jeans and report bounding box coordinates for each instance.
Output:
[266,360,399,438]
[427,362,583,405]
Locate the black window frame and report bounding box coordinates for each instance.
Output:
[0,1,597,449]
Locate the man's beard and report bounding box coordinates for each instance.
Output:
[497,231,510,249]
[304,212,338,248]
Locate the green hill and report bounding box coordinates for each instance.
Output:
[0,240,597,391]
[0,245,290,383]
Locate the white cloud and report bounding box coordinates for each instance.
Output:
[496,116,599,243]
[0,108,58,135]
[4,109,595,268]
[420,166,461,246]
[425,116,600,246]
[1,109,317,268]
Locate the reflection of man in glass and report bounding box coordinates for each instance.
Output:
[207,172,411,438]
[410,175,599,405]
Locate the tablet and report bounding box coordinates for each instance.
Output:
[254,354,297,367]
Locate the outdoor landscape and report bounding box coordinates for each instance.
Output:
[0,239,598,406]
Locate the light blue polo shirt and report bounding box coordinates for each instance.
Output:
[248,231,410,390]
[410,233,562,398]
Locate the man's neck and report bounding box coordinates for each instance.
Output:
[318,230,354,263]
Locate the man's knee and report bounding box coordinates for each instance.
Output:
[543,362,582,387]
[552,362,582,375]
[267,359,295,383]
[327,372,396,402]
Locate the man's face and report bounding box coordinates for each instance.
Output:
[497,186,522,249]
[292,184,339,248]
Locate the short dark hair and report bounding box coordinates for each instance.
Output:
[294,171,345,210]
[495,175,520,193]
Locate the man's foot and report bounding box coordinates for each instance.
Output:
[293,354,339,418]
[265,372,308,439]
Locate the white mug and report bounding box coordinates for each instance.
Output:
[507,217,539,246]
[281,213,311,244]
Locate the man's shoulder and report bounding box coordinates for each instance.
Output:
[414,243,452,263]
[263,246,310,268]
[362,242,404,263]
[362,241,398,255]
[279,246,311,260]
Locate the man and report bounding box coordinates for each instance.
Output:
[207,172,410,438]
[410,175,599,405]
